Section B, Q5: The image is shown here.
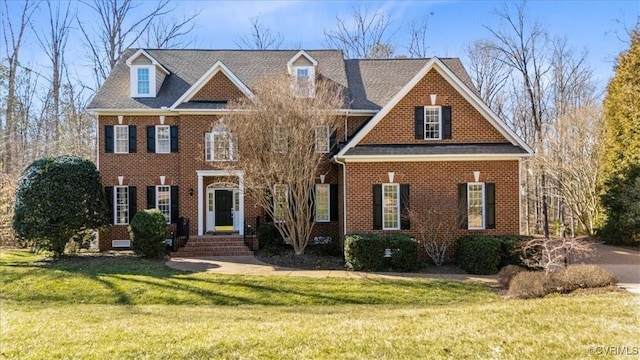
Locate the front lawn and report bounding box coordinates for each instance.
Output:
[1,250,638,359]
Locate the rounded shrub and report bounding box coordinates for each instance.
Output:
[559,264,617,292]
[344,234,419,272]
[455,236,501,275]
[497,265,527,289]
[129,209,168,258]
[256,223,284,248]
[508,271,548,299]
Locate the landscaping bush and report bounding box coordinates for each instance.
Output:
[344,234,420,272]
[497,265,527,288]
[455,236,501,275]
[498,235,533,268]
[508,271,549,299]
[256,223,284,249]
[558,264,617,292]
[129,209,168,258]
[508,265,618,299]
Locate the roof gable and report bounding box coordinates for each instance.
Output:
[287,50,318,74]
[336,57,534,157]
[170,60,254,109]
[125,49,169,74]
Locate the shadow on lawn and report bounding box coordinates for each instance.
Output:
[1,252,491,306]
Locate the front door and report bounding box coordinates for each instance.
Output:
[214,189,234,232]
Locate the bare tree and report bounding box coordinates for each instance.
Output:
[406,16,430,58]
[1,0,36,175]
[465,39,510,117]
[520,237,594,274]
[235,15,283,50]
[140,12,200,49]
[405,193,464,266]
[222,75,342,255]
[77,0,172,91]
[32,0,73,153]
[324,5,396,59]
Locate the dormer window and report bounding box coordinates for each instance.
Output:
[125,49,170,98]
[287,50,318,98]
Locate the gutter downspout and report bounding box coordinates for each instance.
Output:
[334,156,347,239]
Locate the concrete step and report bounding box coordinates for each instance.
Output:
[171,250,254,257]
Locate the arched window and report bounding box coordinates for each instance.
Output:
[205,124,237,161]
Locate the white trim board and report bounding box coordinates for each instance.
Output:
[335,57,534,157]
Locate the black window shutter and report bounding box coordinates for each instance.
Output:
[414,106,424,139]
[458,183,468,229]
[128,125,137,153]
[129,186,137,222]
[105,186,114,224]
[400,184,410,230]
[442,106,452,139]
[486,183,496,229]
[373,184,382,230]
[171,185,179,223]
[330,184,339,222]
[147,186,156,209]
[105,125,114,153]
[309,186,315,221]
[265,189,273,223]
[146,126,155,153]
[170,125,179,153]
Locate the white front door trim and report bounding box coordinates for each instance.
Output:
[196,170,245,236]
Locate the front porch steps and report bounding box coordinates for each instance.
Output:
[171,235,254,257]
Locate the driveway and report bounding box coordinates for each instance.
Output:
[579,243,640,293]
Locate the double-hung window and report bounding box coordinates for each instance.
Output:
[382,184,400,230]
[205,129,236,161]
[155,125,170,153]
[156,185,171,224]
[467,183,485,229]
[114,186,129,225]
[314,126,330,153]
[273,184,288,222]
[137,68,150,95]
[424,106,442,140]
[114,125,129,154]
[292,66,315,97]
[315,184,330,222]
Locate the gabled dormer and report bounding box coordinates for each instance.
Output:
[125,49,170,98]
[287,50,318,98]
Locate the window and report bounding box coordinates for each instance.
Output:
[424,106,441,140]
[114,125,129,154]
[315,126,330,153]
[382,184,400,230]
[273,184,288,222]
[293,66,315,97]
[137,68,150,95]
[156,186,171,224]
[467,183,485,229]
[205,129,236,161]
[315,184,330,222]
[272,127,288,153]
[114,186,129,225]
[155,125,170,153]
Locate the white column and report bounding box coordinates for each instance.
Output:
[238,172,245,236]
[197,174,204,236]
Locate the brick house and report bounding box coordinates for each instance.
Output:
[88,49,533,254]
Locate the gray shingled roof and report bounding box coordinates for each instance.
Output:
[344,143,529,156]
[88,49,478,111]
[344,58,477,110]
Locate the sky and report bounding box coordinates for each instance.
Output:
[7,0,640,94]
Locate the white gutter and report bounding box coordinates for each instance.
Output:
[338,153,531,162]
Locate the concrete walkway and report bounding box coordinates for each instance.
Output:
[166,242,640,293]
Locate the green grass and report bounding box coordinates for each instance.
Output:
[1,249,638,359]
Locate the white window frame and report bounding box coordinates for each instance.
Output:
[156,185,171,224]
[424,106,442,140]
[292,66,315,98]
[467,182,485,230]
[382,183,400,230]
[273,184,288,223]
[156,125,170,154]
[114,186,129,225]
[114,125,129,154]
[315,184,330,222]
[205,130,236,161]
[314,126,330,153]
[130,65,155,97]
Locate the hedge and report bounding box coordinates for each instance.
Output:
[344,234,420,272]
[129,209,168,258]
[455,235,532,275]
